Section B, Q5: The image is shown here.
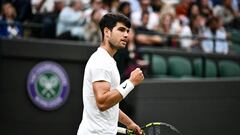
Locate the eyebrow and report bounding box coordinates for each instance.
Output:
[117,26,130,32]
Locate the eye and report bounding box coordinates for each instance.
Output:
[118,28,125,32]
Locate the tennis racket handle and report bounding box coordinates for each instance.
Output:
[117,127,127,134]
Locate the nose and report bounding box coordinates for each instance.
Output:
[123,31,128,37]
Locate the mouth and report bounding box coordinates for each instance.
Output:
[121,39,128,45]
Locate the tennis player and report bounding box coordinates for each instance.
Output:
[77,13,144,135]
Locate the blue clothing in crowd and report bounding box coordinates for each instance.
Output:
[0,19,23,38]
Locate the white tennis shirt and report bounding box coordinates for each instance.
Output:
[77,47,120,135]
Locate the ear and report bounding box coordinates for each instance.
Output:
[104,27,110,39]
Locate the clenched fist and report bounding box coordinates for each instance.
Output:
[129,68,144,86]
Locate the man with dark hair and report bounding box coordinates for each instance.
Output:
[77,13,144,135]
[56,0,86,40]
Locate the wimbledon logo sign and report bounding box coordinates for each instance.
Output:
[27,61,70,111]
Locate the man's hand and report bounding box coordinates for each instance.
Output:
[127,122,142,135]
[129,68,144,86]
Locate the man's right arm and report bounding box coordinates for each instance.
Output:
[93,68,144,112]
[93,80,123,111]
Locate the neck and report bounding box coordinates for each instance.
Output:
[100,40,117,57]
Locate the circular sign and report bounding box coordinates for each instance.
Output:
[27,61,70,111]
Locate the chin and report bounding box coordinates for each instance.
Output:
[120,44,126,48]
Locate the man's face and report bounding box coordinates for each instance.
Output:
[108,22,130,49]
[142,13,149,26]
[92,0,103,10]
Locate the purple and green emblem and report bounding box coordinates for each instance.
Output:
[27,61,70,111]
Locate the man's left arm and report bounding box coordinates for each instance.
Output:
[119,109,142,134]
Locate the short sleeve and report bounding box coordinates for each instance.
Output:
[91,68,111,83]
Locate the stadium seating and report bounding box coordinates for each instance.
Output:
[143,54,167,77]
[167,56,192,77]
[229,29,240,55]
[151,55,167,77]
[218,60,240,77]
[193,58,217,77]
[230,43,240,55]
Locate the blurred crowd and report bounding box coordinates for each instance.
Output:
[0,0,240,79]
[0,0,240,53]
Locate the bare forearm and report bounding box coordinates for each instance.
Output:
[119,110,134,127]
[136,34,162,45]
[94,68,144,112]
[119,110,142,134]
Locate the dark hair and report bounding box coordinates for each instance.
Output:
[187,2,199,18]
[118,1,130,12]
[206,16,219,27]
[141,10,149,19]
[117,1,131,17]
[99,12,131,40]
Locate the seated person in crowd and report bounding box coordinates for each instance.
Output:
[134,10,164,47]
[178,3,205,52]
[84,0,107,23]
[201,16,229,54]
[198,0,214,20]
[131,0,159,30]
[84,9,103,43]
[30,0,65,38]
[56,0,86,40]
[213,0,240,29]
[117,1,131,18]
[156,12,177,47]
[182,14,206,52]
[0,2,22,38]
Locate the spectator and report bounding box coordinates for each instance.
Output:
[54,0,65,15]
[84,9,103,43]
[213,0,240,29]
[31,0,65,38]
[0,2,23,38]
[178,26,194,51]
[31,0,55,14]
[56,0,86,40]
[131,0,159,30]
[185,14,206,52]
[150,0,162,13]
[198,0,213,19]
[128,0,140,13]
[177,2,201,51]
[107,0,120,12]
[160,3,182,34]
[201,16,229,54]
[134,10,164,47]
[157,12,176,47]
[117,1,131,18]
[175,0,192,16]
[187,2,200,20]
[84,0,107,23]
[231,0,239,13]
[158,12,173,35]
